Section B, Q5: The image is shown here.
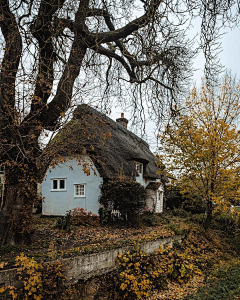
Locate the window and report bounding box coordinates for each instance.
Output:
[0,166,4,174]
[51,179,66,191]
[135,162,143,175]
[74,184,86,197]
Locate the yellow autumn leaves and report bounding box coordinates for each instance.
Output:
[0,253,68,300]
[116,245,200,299]
[159,77,240,226]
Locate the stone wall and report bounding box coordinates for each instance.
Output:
[0,234,184,288]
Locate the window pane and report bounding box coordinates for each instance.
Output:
[80,185,84,195]
[53,180,58,189]
[136,163,142,174]
[59,180,65,189]
[75,184,85,196]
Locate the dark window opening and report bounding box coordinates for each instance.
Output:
[53,180,58,189]
[59,179,65,189]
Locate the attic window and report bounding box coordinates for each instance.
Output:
[135,162,143,175]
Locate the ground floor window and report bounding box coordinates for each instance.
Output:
[74,184,86,197]
[51,178,66,191]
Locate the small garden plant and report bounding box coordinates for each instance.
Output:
[72,207,100,226]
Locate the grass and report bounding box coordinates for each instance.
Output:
[234,206,240,212]
[185,261,240,300]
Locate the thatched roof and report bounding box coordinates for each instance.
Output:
[146,182,162,190]
[51,104,161,179]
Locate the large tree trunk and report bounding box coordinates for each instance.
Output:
[0,167,38,245]
[203,200,213,231]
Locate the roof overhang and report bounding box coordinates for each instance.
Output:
[146,182,162,190]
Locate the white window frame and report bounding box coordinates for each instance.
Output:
[74,183,86,197]
[51,178,67,191]
[135,162,143,175]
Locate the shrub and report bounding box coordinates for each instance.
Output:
[190,213,205,225]
[158,211,174,224]
[211,213,238,233]
[164,185,185,210]
[181,198,206,214]
[167,223,183,235]
[0,254,80,300]
[72,208,100,226]
[98,207,111,224]
[173,208,192,218]
[142,211,161,226]
[115,245,200,299]
[54,210,72,230]
[99,177,147,226]
[0,244,19,256]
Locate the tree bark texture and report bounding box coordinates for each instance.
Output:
[0,167,38,245]
[203,200,213,231]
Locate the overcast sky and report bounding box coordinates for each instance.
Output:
[108,22,240,152]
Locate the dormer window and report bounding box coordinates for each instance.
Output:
[135,162,143,175]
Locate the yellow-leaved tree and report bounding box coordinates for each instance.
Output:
[159,77,240,229]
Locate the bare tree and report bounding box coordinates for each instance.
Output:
[0,0,196,244]
[187,0,239,83]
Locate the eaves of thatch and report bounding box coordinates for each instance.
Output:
[50,104,161,180]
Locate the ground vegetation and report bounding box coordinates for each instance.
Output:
[1,209,240,299]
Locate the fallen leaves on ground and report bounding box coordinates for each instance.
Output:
[149,275,205,300]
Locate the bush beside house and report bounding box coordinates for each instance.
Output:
[99,177,147,225]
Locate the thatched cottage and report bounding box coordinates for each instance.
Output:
[42,104,165,216]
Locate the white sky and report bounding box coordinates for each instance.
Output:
[108,23,240,152]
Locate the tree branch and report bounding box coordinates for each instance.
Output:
[85,0,162,45]
[92,44,137,81]
[30,0,65,107]
[0,0,22,111]
[21,0,66,134]
[37,0,91,128]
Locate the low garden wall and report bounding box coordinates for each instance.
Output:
[0,234,184,288]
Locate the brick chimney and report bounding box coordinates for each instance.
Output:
[116,113,128,129]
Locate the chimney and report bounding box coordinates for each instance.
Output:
[116,113,128,129]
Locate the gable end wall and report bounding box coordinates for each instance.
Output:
[42,156,103,216]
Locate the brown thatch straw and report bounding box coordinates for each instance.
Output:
[51,104,161,180]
